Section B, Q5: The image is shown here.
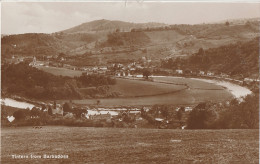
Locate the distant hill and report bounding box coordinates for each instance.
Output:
[61,19,167,34]
[216,17,260,25]
[1,18,259,63]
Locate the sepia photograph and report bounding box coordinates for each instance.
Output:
[1,0,259,163]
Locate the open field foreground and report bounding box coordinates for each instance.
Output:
[1,127,259,163]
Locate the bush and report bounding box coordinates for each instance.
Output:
[215,94,259,129]
[186,103,217,129]
[13,109,29,121]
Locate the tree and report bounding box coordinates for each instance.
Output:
[48,105,53,116]
[198,48,205,56]
[223,94,259,129]
[73,108,87,119]
[225,21,230,26]
[53,101,56,109]
[143,69,151,79]
[160,105,169,119]
[96,100,101,106]
[41,104,46,111]
[30,107,41,117]
[13,110,27,121]
[63,102,72,114]
[186,103,217,129]
[1,105,8,123]
[177,107,185,121]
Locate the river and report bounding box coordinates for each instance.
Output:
[1,98,35,109]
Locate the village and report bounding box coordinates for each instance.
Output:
[4,96,196,129]
[2,50,259,129]
[4,54,260,85]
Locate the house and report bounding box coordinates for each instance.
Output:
[155,118,164,122]
[176,69,183,74]
[184,107,193,111]
[136,75,143,78]
[244,77,260,82]
[220,73,230,78]
[29,61,46,66]
[116,72,121,77]
[29,56,47,66]
[4,56,25,64]
[60,57,65,61]
[92,67,98,71]
[52,105,63,116]
[207,71,214,76]
[99,66,108,71]
[199,71,205,75]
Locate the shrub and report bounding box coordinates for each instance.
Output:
[186,103,217,129]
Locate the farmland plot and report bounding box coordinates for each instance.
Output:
[1,127,258,164]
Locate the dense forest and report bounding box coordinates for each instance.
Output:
[161,37,259,78]
[1,63,116,100]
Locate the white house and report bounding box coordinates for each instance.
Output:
[52,104,63,116]
[199,71,205,75]
[99,66,108,71]
[176,69,183,74]
[207,72,214,76]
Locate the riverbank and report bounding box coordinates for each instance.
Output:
[151,75,252,99]
[1,98,35,109]
[1,76,251,108]
[190,78,252,99]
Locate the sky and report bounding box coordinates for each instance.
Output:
[1,1,260,34]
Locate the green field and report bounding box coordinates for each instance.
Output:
[110,78,187,97]
[32,66,234,106]
[61,77,233,106]
[35,66,84,77]
[152,76,224,90]
[1,127,258,163]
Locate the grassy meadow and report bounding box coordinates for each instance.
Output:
[35,66,84,77]
[152,76,224,90]
[64,77,233,106]
[110,78,187,97]
[32,65,233,106]
[1,126,258,164]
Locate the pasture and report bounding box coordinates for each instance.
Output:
[35,66,84,77]
[31,66,234,106]
[63,77,233,106]
[1,127,258,163]
[152,76,224,90]
[110,78,187,97]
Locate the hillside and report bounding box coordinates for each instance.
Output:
[1,18,259,64]
[162,37,259,78]
[101,31,151,47]
[1,33,69,58]
[61,19,167,33]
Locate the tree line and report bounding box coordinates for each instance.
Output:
[1,63,116,100]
